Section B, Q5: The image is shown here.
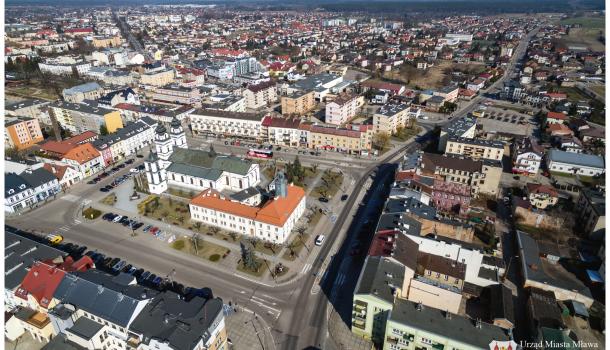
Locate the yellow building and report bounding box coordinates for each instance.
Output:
[104,110,124,133]
[302,123,373,154]
[5,117,44,150]
[141,69,175,87]
[281,90,315,116]
[92,36,122,48]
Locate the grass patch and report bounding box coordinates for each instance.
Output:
[241,238,281,256]
[556,86,589,102]
[282,233,310,261]
[589,85,605,96]
[209,254,221,262]
[167,187,198,199]
[392,126,422,142]
[311,170,344,199]
[559,17,605,29]
[100,193,117,206]
[82,207,102,220]
[237,258,268,277]
[170,237,230,262]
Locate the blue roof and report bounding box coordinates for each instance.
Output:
[63,82,102,96]
[548,149,604,168]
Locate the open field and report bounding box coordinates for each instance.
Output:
[383,61,486,90]
[558,16,605,52]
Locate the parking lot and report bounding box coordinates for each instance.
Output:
[476,106,536,136]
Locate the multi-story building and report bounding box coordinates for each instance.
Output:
[62,82,104,103]
[526,183,558,210]
[115,103,193,124]
[445,137,505,161]
[281,90,316,116]
[5,168,61,213]
[262,116,305,147]
[151,84,201,106]
[325,93,359,125]
[243,80,277,109]
[190,108,266,140]
[141,68,175,87]
[190,174,306,244]
[352,256,405,343]
[5,99,52,125]
[301,123,374,154]
[419,152,502,197]
[383,298,509,350]
[92,117,156,164]
[433,85,460,103]
[50,269,159,350]
[576,189,605,240]
[48,100,124,134]
[91,35,121,48]
[5,117,44,150]
[129,291,227,350]
[546,149,605,177]
[373,103,413,134]
[438,116,477,152]
[38,57,91,76]
[61,143,105,178]
[512,137,543,176]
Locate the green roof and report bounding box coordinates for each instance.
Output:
[541,327,580,350]
[168,148,252,177]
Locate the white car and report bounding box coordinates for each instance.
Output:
[129,168,140,173]
[112,215,124,223]
[315,235,325,246]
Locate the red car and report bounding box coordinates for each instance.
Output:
[150,227,159,234]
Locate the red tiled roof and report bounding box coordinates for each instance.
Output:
[190,185,305,227]
[64,28,93,33]
[526,183,558,197]
[14,256,92,309]
[63,143,101,164]
[547,111,568,120]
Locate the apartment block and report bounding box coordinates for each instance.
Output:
[48,100,124,134]
[281,90,316,116]
[5,117,44,150]
[325,93,359,125]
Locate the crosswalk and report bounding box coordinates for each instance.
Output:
[56,219,82,233]
[248,295,281,319]
[329,273,346,301]
[301,263,312,274]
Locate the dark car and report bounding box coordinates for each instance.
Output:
[341,194,348,201]
[137,164,145,170]
[152,276,163,286]
[87,180,97,185]
[136,154,144,158]
[140,271,151,281]
[107,257,120,268]
[132,222,144,230]
[125,159,135,164]
[119,216,130,224]
[73,246,87,256]
[319,197,329,203]
[100,187,110,193]
[133,268,144,278]
[103,213,116,221]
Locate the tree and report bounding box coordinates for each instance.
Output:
[240,242,260,271]
[99,124,109,136]
[228,231,238,241]
[372,132,391,150]
[191,233,201,255]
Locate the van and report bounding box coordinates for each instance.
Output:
[315,235,325,246]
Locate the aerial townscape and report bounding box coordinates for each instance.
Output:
[2,1,606,350]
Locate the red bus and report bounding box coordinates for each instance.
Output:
[247,149,273,159]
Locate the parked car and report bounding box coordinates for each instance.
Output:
[340,194,348,201]
[318,197,329,203]
[112,215,124,223]
[130,168,140,173]
[136,154,144,158]
[140,271,151,281]
[73,246,87,256]
[132,222,144,230]
[112,260,126,272]
[315,235,325,246]
[100,187,110,193]
[125,159,135,164]
[143,225,152,232]
[46,234,63,245]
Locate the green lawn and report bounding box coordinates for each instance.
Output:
[100,193,117,206]
[556,87,589,102]
[170,237,231,262]
[82,207,102,220]
[311,170,344,199]
[282,233,311,261]
[236,258,268,277]
[392,126,422,142]
[560,17,605,29]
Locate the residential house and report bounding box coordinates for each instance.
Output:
[281,90,316,116]
[373,103,412,134]
[526,183,559,209]
[61,143,105,178]
[512,137,543,176]
[243,80,277,110]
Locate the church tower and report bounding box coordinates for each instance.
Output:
[169,117,187,149]
[154,123,173,161]
[144,149,168,194]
